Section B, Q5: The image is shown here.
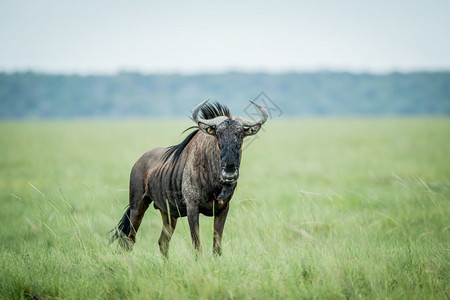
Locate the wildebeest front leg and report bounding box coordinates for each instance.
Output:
[213,204,229,256]
[187,205,201,253]
[158,210,177,258]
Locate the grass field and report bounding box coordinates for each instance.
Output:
[0,119,449,299]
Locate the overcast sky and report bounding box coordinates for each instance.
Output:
[1,0,449,74]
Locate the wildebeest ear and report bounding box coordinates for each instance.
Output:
[198,122,217,136]
[243,124,261,137]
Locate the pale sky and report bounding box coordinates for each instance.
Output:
[1,0,449,74]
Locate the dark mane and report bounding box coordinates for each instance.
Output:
[198,101,231,120]
[162,102,231,163]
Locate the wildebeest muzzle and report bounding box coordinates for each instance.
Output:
[221,166,239,183]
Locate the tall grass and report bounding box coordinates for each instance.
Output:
[0,119,449,299]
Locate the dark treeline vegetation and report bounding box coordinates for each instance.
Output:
[0,71,449,118]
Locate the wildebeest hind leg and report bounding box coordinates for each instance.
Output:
[128,194,151,245]
[158,210,177,258]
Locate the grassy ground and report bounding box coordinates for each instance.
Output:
[0,119,449,299]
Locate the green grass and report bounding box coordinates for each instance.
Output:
[0,119,449,299]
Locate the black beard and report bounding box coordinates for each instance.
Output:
[217,182,237,200]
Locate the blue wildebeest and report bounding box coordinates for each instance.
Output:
[111,100,268,256]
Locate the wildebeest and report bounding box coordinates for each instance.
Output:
[111,99,268,256]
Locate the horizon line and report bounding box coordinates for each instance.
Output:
[1,67,450,76]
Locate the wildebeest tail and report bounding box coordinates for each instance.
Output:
[110,206,131,244]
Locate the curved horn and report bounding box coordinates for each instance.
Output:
[192,98,210,123]
[192,99,229,126]
[235,100,269,126]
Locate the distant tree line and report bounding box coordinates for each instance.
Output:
[0,71,449,119]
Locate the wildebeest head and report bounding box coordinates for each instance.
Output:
[192,99,268,184]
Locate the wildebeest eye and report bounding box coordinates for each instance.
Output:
[198,121,217,136]
[243,124,261,137]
